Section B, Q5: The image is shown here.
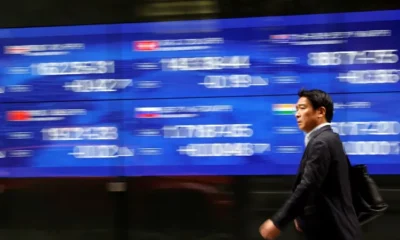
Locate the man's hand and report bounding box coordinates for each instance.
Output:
[294,219,303,232]
[259,219,281,240]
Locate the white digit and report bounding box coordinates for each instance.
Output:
[97,61,108,74]
[212,144,223,156]
[243,143,254,156]
[307,53,317,65]
[331,52,342,65]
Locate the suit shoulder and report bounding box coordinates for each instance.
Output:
[316,130,341,144]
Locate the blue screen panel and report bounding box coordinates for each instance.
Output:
[120,97,277,176]
[0,101,127,177]
[0,94,399,177]
[125,20,400,99]
[332,93,400,174]
[0,10,399,103]
[0,33,126,103]
[0,10,399,177]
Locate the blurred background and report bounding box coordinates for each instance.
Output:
[0,0,399,240]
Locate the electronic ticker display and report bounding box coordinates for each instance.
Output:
[0,10,399,177]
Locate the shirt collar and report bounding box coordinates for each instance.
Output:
[304,122,331,146]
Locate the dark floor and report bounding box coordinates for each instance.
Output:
[0,176,398,240]
[0,214,398,240]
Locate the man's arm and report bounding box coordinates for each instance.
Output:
[270,140,331,230]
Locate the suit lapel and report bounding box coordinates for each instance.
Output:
[301,125,331,164]
[292,125,332,190]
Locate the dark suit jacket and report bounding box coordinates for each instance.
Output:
[271,125,362,240]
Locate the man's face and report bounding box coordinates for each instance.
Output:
[295,97,320,133]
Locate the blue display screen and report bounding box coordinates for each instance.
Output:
[0,10,399,177]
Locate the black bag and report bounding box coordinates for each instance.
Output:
[346,157,389,225]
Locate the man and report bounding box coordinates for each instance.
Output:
[259,89,361,240]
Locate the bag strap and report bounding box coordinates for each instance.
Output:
[334,132,353,168]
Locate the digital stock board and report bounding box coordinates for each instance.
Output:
[0,10,399,177]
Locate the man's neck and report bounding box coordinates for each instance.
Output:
[304,122,330,146]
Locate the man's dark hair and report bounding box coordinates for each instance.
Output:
[298,89,334,122]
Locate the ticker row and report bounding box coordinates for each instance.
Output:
[0,92,398,177]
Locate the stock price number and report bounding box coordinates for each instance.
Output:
[178,143,271,157]
[64,79,132,92]
[308,50,398,66]
[31,61,115,75]
[42,127,118,141]
[69,145,134,159]
[201,75,268,89]
[163,124,254,138]
[160,56,250,71]
[338,69,399,84]
[343,141,399,155]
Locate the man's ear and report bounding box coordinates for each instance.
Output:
[318,107,326,118]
